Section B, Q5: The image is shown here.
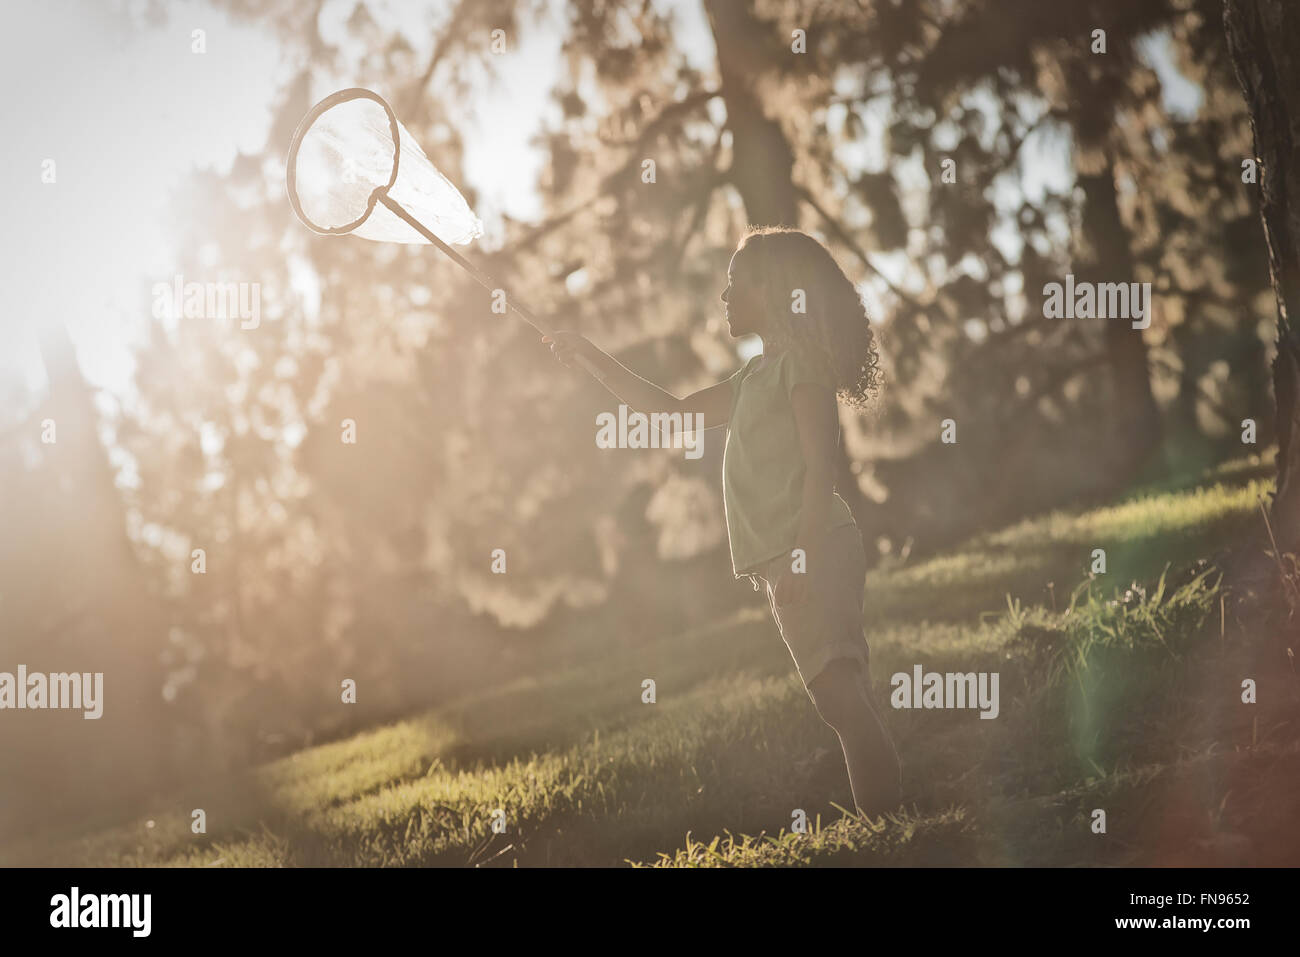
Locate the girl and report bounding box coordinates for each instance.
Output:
[544,226,902,817]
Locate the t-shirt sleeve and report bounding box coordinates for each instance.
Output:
[726,360,749,398]
[726,356,757,410]
[722,358,754,418]
[779,346,835,400]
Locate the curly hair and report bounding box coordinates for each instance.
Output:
[734,226,881,409]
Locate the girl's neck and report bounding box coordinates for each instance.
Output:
[758,333,792,359]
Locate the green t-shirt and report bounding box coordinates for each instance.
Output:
[722,346,855,578]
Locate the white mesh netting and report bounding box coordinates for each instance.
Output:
[291,95,484,246]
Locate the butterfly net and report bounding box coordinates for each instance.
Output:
[289,93,483,246]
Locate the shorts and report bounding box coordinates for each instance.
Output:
[749,522,872,692]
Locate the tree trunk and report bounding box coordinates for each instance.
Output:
[18,322,170,828]
[1077,162,1163,479]
[1224,0,1300,552]
[704,0,798,226]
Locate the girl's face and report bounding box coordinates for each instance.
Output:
[720,245,766,338]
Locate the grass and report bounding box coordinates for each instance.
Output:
[6,455,1295,867]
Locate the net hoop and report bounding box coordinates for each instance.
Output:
[286,87,401,235]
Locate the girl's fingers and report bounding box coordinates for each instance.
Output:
[543,331,585,368]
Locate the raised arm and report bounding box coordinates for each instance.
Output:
[543,331,733,430]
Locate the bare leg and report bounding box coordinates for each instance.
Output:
[806,659,902,817]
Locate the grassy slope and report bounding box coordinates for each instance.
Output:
[8,457,1296,867]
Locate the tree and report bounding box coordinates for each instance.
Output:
[1224,0,1300,552]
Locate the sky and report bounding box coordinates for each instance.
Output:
[0,0,1198,404]
[1,1,285,399]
